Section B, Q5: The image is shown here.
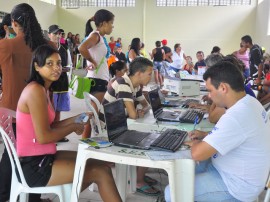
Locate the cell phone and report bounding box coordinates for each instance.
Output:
[82,115,89,123]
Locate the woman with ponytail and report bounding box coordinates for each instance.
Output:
[0,3,49,202]
[78,9,114,138]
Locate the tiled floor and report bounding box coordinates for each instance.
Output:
[0,88,267,202]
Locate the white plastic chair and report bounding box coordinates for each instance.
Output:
[264,174,270,202]
[83,92,102,136]
[0,108,72,202]
[82,93,137,193]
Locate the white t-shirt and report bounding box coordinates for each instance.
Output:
[86,31,109,81]
[170,50,184,69]
[204,95,270,202]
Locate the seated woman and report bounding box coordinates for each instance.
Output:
[16,45,121,202]
[108,60,128,89]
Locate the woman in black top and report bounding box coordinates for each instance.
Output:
[151,41,165,86]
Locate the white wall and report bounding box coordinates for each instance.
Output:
[255,0,270,53]
[0,0,262,59]
[57,0,257,59]
[0,0,58,32]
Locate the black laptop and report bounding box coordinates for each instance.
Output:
[148,88,205,123]
[148,88,183,122]
[103,99,161,150]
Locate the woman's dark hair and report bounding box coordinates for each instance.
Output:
[0,23,5,38]
[109,61,126,77]
[85,9,114,36]
[2,14,11,26]
[130,38,141,56]
[28,44,59,90]
[174,43,180,51]
[11,3,46,51]
[211,46,221,54]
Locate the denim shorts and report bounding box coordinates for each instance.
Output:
[164,159,241,202]
[19,154,55,187]
[53,92,70,112]
[153,61,163,72]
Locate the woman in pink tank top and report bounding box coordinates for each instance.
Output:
[16,44,121,202]
[233,43,250,78]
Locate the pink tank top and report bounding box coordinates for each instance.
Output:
[16,104,56,157]
[236,50,249,69]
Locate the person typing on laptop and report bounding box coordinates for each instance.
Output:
[100,57,160,196]
[165,60,270,202]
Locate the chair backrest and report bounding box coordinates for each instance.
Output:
[0,108,30,187]
[0,108,16,148]
[83,92,102,135]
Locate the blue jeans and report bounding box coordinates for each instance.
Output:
[164,159,241,202]
[244,69,250,79]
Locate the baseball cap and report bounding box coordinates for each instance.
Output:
[161,39,167,45]
[48,24,64,34]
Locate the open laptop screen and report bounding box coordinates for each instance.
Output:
[103,99,128,141]
[148,89,163,117]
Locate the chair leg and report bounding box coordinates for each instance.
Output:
[128,166,137,193]
[19,193,29,202]
[264,189,270,202]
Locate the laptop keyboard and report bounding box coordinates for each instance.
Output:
[114,130,150,145]
[179,109,204,123]
[150,129,187,152]
[182,99,200,108]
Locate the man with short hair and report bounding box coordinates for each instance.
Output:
[161,39,172,63]
[48,24,72,143]
[165,61,270,202]
[241,35,263,84]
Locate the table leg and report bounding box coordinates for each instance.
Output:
[167,159,195,202]
[115,163,128,202]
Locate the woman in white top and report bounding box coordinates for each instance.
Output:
[79,9,114,138]
[169,43,187,72]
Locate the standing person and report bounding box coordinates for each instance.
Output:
[193,51,206,75]
[165,61,270,202]
[128,38,141,63]
[0,3,47,202]
[169,43,187,73]
[241,35,263,84]
[233,43,250,78]
[1,14,16,39]
[48,24,72,143]
[16,44,121,202]
[108,36,116,54]
[211,46,221,54]
[151,40,165,86]
[161,39,172,63]
[78,9,114,138]
[140,42,148,58]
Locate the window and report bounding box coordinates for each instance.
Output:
[61,0,135,7]
[39,0,56,5]
[156,0,251,6]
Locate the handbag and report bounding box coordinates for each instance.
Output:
[69,55,95,99]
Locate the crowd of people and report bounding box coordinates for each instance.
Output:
[0,2,270,202]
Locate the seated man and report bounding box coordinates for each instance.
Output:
[165,61,270,202]
[100,57,160,196]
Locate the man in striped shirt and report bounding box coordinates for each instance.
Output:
[100,57,161,196]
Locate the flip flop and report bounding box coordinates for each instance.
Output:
[144,175,158,186]
[57,138,69,143]
[136,184,161,196]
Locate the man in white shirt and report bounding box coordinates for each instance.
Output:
[165,60,270,202]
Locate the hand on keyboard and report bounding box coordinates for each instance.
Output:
[188,130,208,140]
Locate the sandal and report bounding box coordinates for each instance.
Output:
[144,175,158,186]
[136,184,161,196]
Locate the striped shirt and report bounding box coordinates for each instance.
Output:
[100,73,145,122]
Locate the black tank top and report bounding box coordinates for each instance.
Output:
[153,48,163,62]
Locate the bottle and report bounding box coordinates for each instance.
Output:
[192,68,195,75]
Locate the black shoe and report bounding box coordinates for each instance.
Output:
[57,138,69,143]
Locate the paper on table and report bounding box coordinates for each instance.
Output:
[145,149,192,161]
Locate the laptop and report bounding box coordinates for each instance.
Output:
[103,99,161,150]
[148,88,182,122]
